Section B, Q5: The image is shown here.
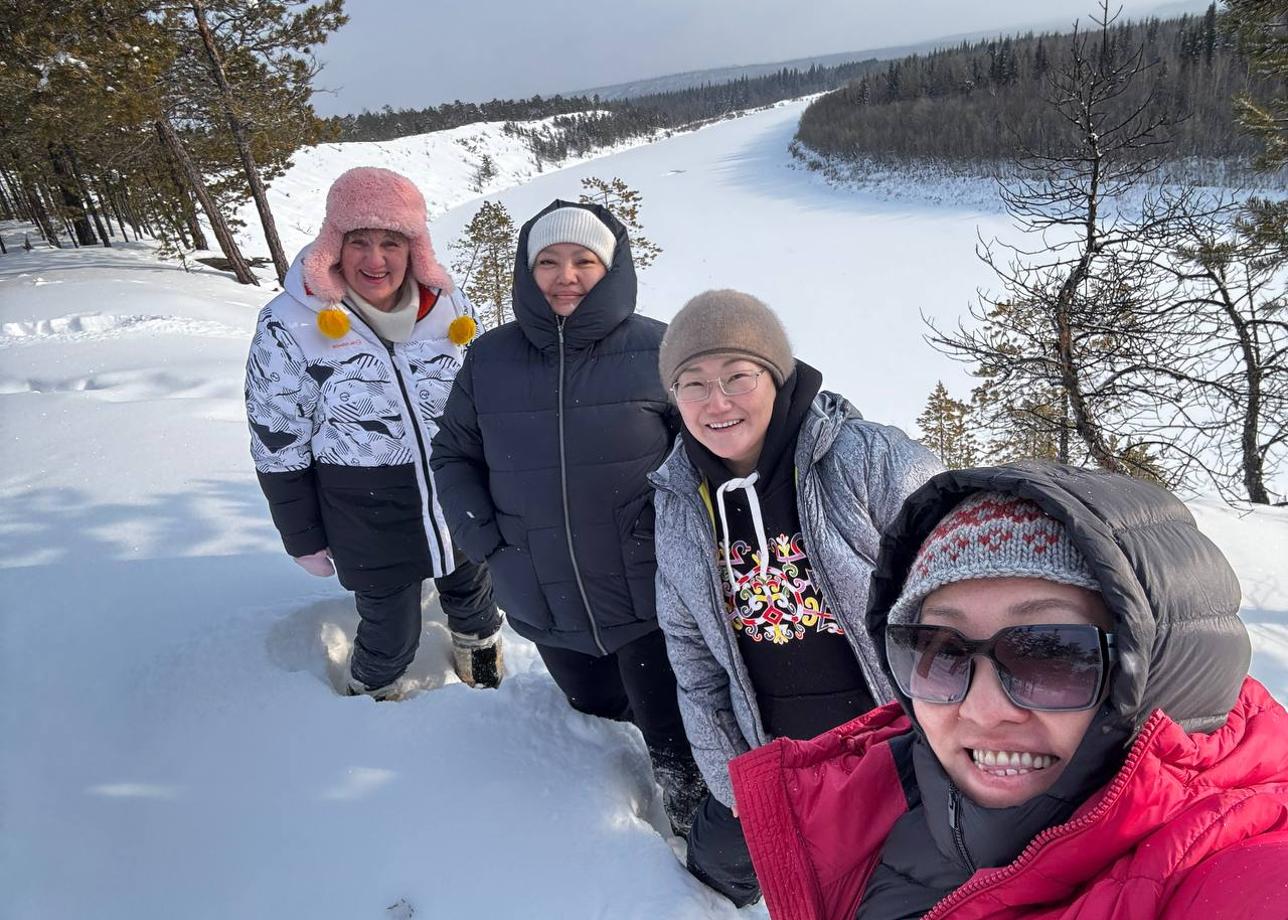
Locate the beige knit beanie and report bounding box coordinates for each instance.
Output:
[659,289,794,388]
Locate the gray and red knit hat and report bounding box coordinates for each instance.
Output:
[888,492,1101,625]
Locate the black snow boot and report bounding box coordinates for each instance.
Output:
[451,629,503,689]
[649,745,709,837]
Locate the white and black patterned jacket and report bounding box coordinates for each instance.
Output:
[245,247,481,590]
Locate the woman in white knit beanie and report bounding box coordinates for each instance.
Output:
[432,199,708,837]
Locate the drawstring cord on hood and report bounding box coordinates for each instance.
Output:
[715,472,770,595]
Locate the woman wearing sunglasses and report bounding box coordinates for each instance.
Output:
[649,290,943,905]
[729,462,1288,919]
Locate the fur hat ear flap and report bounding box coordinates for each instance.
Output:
[406,233,453,293]
[301,227,347,304]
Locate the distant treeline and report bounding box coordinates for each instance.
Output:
[329,60,886,151]
[796,6,1284,164]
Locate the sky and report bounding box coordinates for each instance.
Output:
[311,0,1211,117]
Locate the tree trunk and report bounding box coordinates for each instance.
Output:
[0,168,26,222]
[1053,257,1122,473]
[192,0,288,283]
[1215,275,1272,504]
[41,185,75,247]
[182,201,209,251]
[1058,391,1070,464]
[120,180,150,238]
[49,146,96,245]
[67,149,111,248]
[141,168,192,249]
[63,215,81,247]
[156,138,209,250]
[23,176,60,246]
[97,176,130,241]
[155,118,258,285]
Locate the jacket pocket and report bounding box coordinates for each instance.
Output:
[615,491,658,621]
[616,491,657,564]
[485,543,552,631]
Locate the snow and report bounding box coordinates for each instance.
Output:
[234,114,670,267]
[241,99,1005,431]
[2,98,1286,919]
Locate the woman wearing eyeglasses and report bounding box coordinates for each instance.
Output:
[729,462,1288,919]
[649,289,943,906]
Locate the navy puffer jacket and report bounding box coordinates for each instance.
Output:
[431,200,676,655]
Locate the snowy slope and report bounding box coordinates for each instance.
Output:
[2,102,1286,920]
[235,114,663,268]
[240,99,1008,433]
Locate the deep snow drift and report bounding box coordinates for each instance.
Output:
[2,100,1285,920]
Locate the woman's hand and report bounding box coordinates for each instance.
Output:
[294,548,335,577]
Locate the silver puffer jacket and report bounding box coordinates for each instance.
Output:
[649,392,944,805]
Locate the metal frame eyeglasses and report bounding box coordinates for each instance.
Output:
[671,369,767,403]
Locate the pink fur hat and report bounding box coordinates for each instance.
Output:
[301,167,453,303]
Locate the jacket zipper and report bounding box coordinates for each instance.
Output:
[947,783,977,875]
[920,712,1168,919]
[557,318,607,656]
[789,446,888,700]
[803,507,885,698]
[344,304,448,566]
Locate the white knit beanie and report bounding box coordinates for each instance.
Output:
[526,207,617,269]
[888,492,1101,625]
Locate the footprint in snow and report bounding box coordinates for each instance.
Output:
[0,368,240,402]
[0,312,242,346]
[264,584,465,699]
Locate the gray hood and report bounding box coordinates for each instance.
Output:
[865,461,1250,734]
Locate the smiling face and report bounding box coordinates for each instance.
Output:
[532,243,607,317]
[339,228,410,312]
[912,577,1112,809]
[675,354,776,476]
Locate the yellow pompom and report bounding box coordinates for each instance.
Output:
[316,307,350,339]
[448,315,478,346]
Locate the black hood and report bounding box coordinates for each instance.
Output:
[866,461,1250,735]
[512,199,638,352]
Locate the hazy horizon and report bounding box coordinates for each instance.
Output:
[312,0,1212,117]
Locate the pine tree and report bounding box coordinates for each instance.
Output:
[450,200,517,328]
[178,0,347,284]
[578,176,661,270]
[916,381,978,469]
[0,0,338,284]
[1225,0,1288,169]
[472,153,497,193]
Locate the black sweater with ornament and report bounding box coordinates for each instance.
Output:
[681,361,875,740]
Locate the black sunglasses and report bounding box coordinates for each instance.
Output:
[886,623,1116,712]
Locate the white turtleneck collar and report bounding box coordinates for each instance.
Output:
[344,276,419,344]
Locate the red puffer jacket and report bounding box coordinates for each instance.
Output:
[730,678,1288,920]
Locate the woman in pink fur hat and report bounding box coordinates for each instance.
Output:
[245,166,504,699]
